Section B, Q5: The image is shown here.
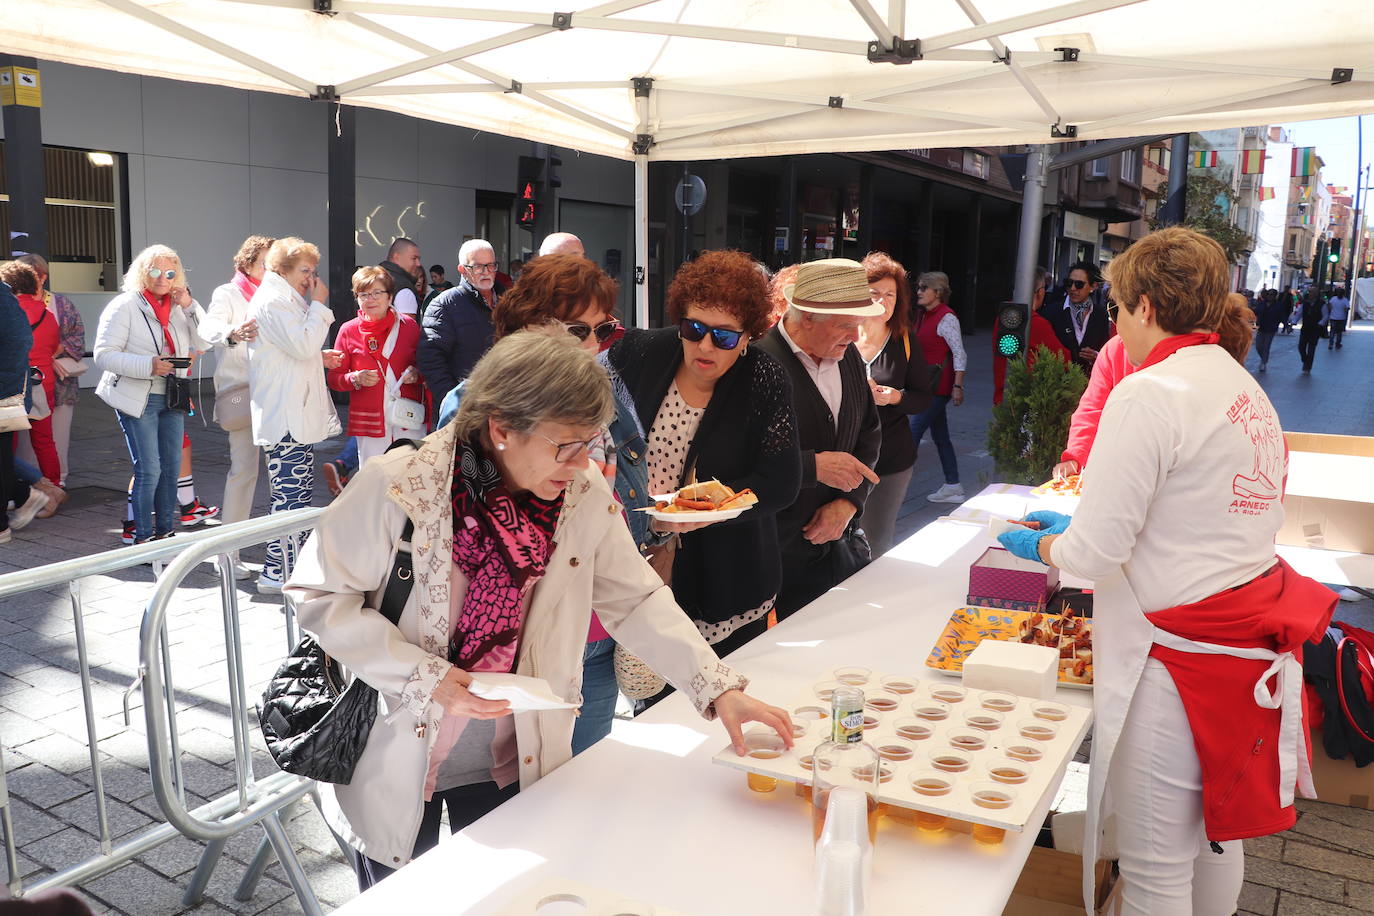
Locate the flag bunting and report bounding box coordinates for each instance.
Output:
[1190,150,1218,168]
[1240,150,1265,174]
[1259,187,1276,201]
[1292,147,1317,178]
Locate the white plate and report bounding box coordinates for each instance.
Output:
[638,492,753,522]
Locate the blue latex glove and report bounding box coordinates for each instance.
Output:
[997,527,1049,563]
[1023,510,1072,535]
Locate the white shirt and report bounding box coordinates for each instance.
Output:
[778,317,842,426]
[393,287,419,318]
[1050,344,1283,614]
[1063,293,1093,346]
[1326,295,1350,321]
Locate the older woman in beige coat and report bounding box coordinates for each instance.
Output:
[286,330,791,889]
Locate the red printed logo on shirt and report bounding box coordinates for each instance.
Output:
[1226,390,1283,514]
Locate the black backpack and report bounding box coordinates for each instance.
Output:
[1303,628,1374,768]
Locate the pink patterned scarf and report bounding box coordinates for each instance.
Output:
[450,439,563,671]
[233,270,260,304]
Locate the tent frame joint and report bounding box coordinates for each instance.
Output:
[1053,46,1080,63]
[632,133,654,155]
[552,12,573,30]
[1050,122,1078,139]
[996,48,1011,65]
[311,85,338,101]
[312,0,335,15]
[867,38,921,65]
[828,96,844,108]
[505,80,522,94]
[633,77,653,97]
[1332,67,1353,85]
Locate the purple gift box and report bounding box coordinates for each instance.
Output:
[967,547,1059,613]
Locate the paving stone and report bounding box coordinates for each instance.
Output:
[1300,801,1374,834]
[1291,811,1374,856]
[82,861,196,914]
[0,710,59,746]
[7,761,94,808]
[21,826,107,872]
[1241,880,1279,914]
[1247,834,1285,861]
[1347,879,1374,912]
[7,796,67,843]
[21,731,101,771]
[1246,855,1347,903]
[202,853,294,912]
[1284,839,1374,884]
[51,791,156,841]
[1276,892,1368,916]
[136,834,210,880]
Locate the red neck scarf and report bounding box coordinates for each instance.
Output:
[141,290,177,354]
[357,307,397,372]
[1138,331,1220,371]
[233,270,260,303]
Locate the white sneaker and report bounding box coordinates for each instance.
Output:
[926,483,966,504]
[212,561,254,581]
[10,491,51,530]
[256,574,283,595]
[0,528,10,544]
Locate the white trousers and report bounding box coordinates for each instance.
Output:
[1108,659,1245,916]
[223,424,261,526]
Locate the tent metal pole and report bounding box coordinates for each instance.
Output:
[635,155,649,328]
[920,0,1147,53]
[1161,134,1190,226]
[1347,115,1364,293]
[1014,147,1048,304]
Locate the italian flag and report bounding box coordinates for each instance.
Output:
[1190,150,1218,168]
[1292,147,1317,178]
[1259,187,1276,201]
[1240,150,1264,174]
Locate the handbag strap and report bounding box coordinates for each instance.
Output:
[376,438,427,625]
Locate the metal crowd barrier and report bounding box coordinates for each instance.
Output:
[0,509,333,913]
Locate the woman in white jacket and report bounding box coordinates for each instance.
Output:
[247,237,342,593]
[286,330,792,889]
[199,235,274,580]
[93,245,206,544]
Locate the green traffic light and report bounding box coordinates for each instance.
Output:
[1328,253,1340,263]
[997,333,1021,357]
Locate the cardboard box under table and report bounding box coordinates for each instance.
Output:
[1279,432,1374,555]
[969,547,1060,613]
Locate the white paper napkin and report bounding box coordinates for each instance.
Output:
[466,673,581,711]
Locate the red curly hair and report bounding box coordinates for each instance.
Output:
[667,250,773,341]
[862,251,912,337]
[766,263,800,330]
[492,254,619,340]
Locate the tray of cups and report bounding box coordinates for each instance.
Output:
[711,668,1092,838]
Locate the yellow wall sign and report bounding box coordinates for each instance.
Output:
[0,67,42,107]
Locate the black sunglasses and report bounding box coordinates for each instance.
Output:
[1067,279,1090,290]
[562,319,621,344]
[678,317,745,351]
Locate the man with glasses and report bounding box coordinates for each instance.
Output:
[1042,261,1113,371]
[415,238,508,411]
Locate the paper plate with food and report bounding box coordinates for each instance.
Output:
[641,480,758,522]
[925,606,1093,687]
[1030,473,1082,496]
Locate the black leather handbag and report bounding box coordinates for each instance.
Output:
[259,517,415,784]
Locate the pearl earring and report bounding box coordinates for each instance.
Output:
[496,443,506,451]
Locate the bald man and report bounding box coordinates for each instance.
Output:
[538,232,585,258]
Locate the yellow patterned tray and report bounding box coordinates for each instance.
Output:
[925,606,1094,688]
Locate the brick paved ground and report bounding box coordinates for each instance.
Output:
[2,320,1372,914]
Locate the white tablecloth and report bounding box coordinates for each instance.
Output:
[334,484,1098,916]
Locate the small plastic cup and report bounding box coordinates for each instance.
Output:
[928,684,967,705]
[865,695,900,714]
[1032,701,1071,722]
[986,760,1032,785]
[880,675,919,695]
[744,732,786,793]
[1018,718,1058,742]
[894,718,933,741]
[979,690,1019,714]
[799,754,816,771]
[790,721,810,739]
[876,739,917,762]
[1005,743,1045,763]
[970,781,1017,845]
[963,709,1005,732]
[813,680,842,702]
[793,705,829,721]
[909,770,954,832]
[862,713,882,731]
[946,728,988,753]
[834,666,872,686]
[851,763,894,784]
[929,750,973,774]
[913,700,952,722]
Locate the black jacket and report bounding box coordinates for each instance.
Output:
[755,326,881,574]
[607,328,801,624]
[1041,290,1113,370]
[415,278,505,407]
[866,329,934,475]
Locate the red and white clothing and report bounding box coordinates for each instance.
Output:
[18,293,62,483]
[912,302,965,397]
[1060,335,1135,468]
[1048,340,1313,914]
[327,309,426,464]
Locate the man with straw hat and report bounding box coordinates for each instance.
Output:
[757,258,883,619]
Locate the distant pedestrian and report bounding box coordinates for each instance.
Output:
[422,264,452,309]
[379,238,424,319]
[1297,291,1324,373]
[1042,261,1114,372]
[910,271,967,505]
[1253,288,1282,371]
[16,254,83,501]
[415,239,506,408]
[1325,289,1351,349]
[2,262,63,497]
[539,232,585,258]
[1,279,48,541]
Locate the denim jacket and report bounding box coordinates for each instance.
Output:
[600,354,652,551]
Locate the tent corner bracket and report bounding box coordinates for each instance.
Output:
[506,81,522,94]
[1053,46,1080,63]
[633,134,654,155]
[633,77,653,97]
[867,38,921,65]
[312,85,338,101]
[1050,123,1077,139]
[312,0,335,14]
[829,96,844,108]
[552,12,573,30]
[1332,68,1353,85]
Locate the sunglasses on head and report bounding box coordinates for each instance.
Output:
[678,317,745,351]
[146,268,178,280]
[562,319,621,344]
[1067,279,1090,290]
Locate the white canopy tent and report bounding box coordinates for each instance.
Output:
[5,0,1373,320]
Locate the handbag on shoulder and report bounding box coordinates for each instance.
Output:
[214,383,251,432]
[27,368,51,421]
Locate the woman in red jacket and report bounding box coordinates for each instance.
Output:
[328,266,426,467]
[0,262,62,486]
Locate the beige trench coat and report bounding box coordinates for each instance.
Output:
[285,421,745,867]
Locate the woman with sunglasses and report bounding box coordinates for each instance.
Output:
[605,249,801,657]
[93,245,207,544]
[327,267,427,466]
[910,271,968,505]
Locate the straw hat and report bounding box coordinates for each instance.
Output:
[782,258,885,317]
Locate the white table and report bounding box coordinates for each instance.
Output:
[333,484,1099,916]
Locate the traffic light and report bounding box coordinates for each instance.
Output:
[1329,238,1342,263]
[516,155,544,230]
[546,150,563,189]
[995,301,1030,358]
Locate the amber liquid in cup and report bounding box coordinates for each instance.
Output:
[980,692,1018,713]
[1033,702,1070,722]
[930,686,966,704]
[862,715,881,731]
[931,754,971,773]
[971,787,1015,845]
[882,678,917,695]
[948,732,987,753]
[1006,744,1044,763]
[989,765,1031,785]
[866,696,899,713]
[911,775,953,832]
[915,703,950,722]
[965,713,1003,732]
[811,789,880,845]
[1020,721,1057,742]
[878,743,915,762]
[747,749,781,792]
[896,721,932,741]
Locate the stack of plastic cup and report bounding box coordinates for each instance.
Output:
[815,787,871,916]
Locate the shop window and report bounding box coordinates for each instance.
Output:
[1087,157,1110,179]
[1121,148,1141,184]
[961,150,989,180]
[0,142,125,292]
[475,190,514,270]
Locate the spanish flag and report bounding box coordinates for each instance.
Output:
[1259,187,1276,201]
[1190,150,1218,168]
[1292,147,1317,178]
[1240,150,1264,174]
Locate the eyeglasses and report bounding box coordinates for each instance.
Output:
[1067,279,1090,290]
[1106,299,1119,322]
[464,262,498,274]
[563,319,621,344]
[535,431,601,463]
[916,284,929,292]
[355,290,389,302]
[146,268,178,280]
[678,317,745,351]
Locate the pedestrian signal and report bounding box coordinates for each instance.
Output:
[995,302,1029,358]
[516,155,544,230]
